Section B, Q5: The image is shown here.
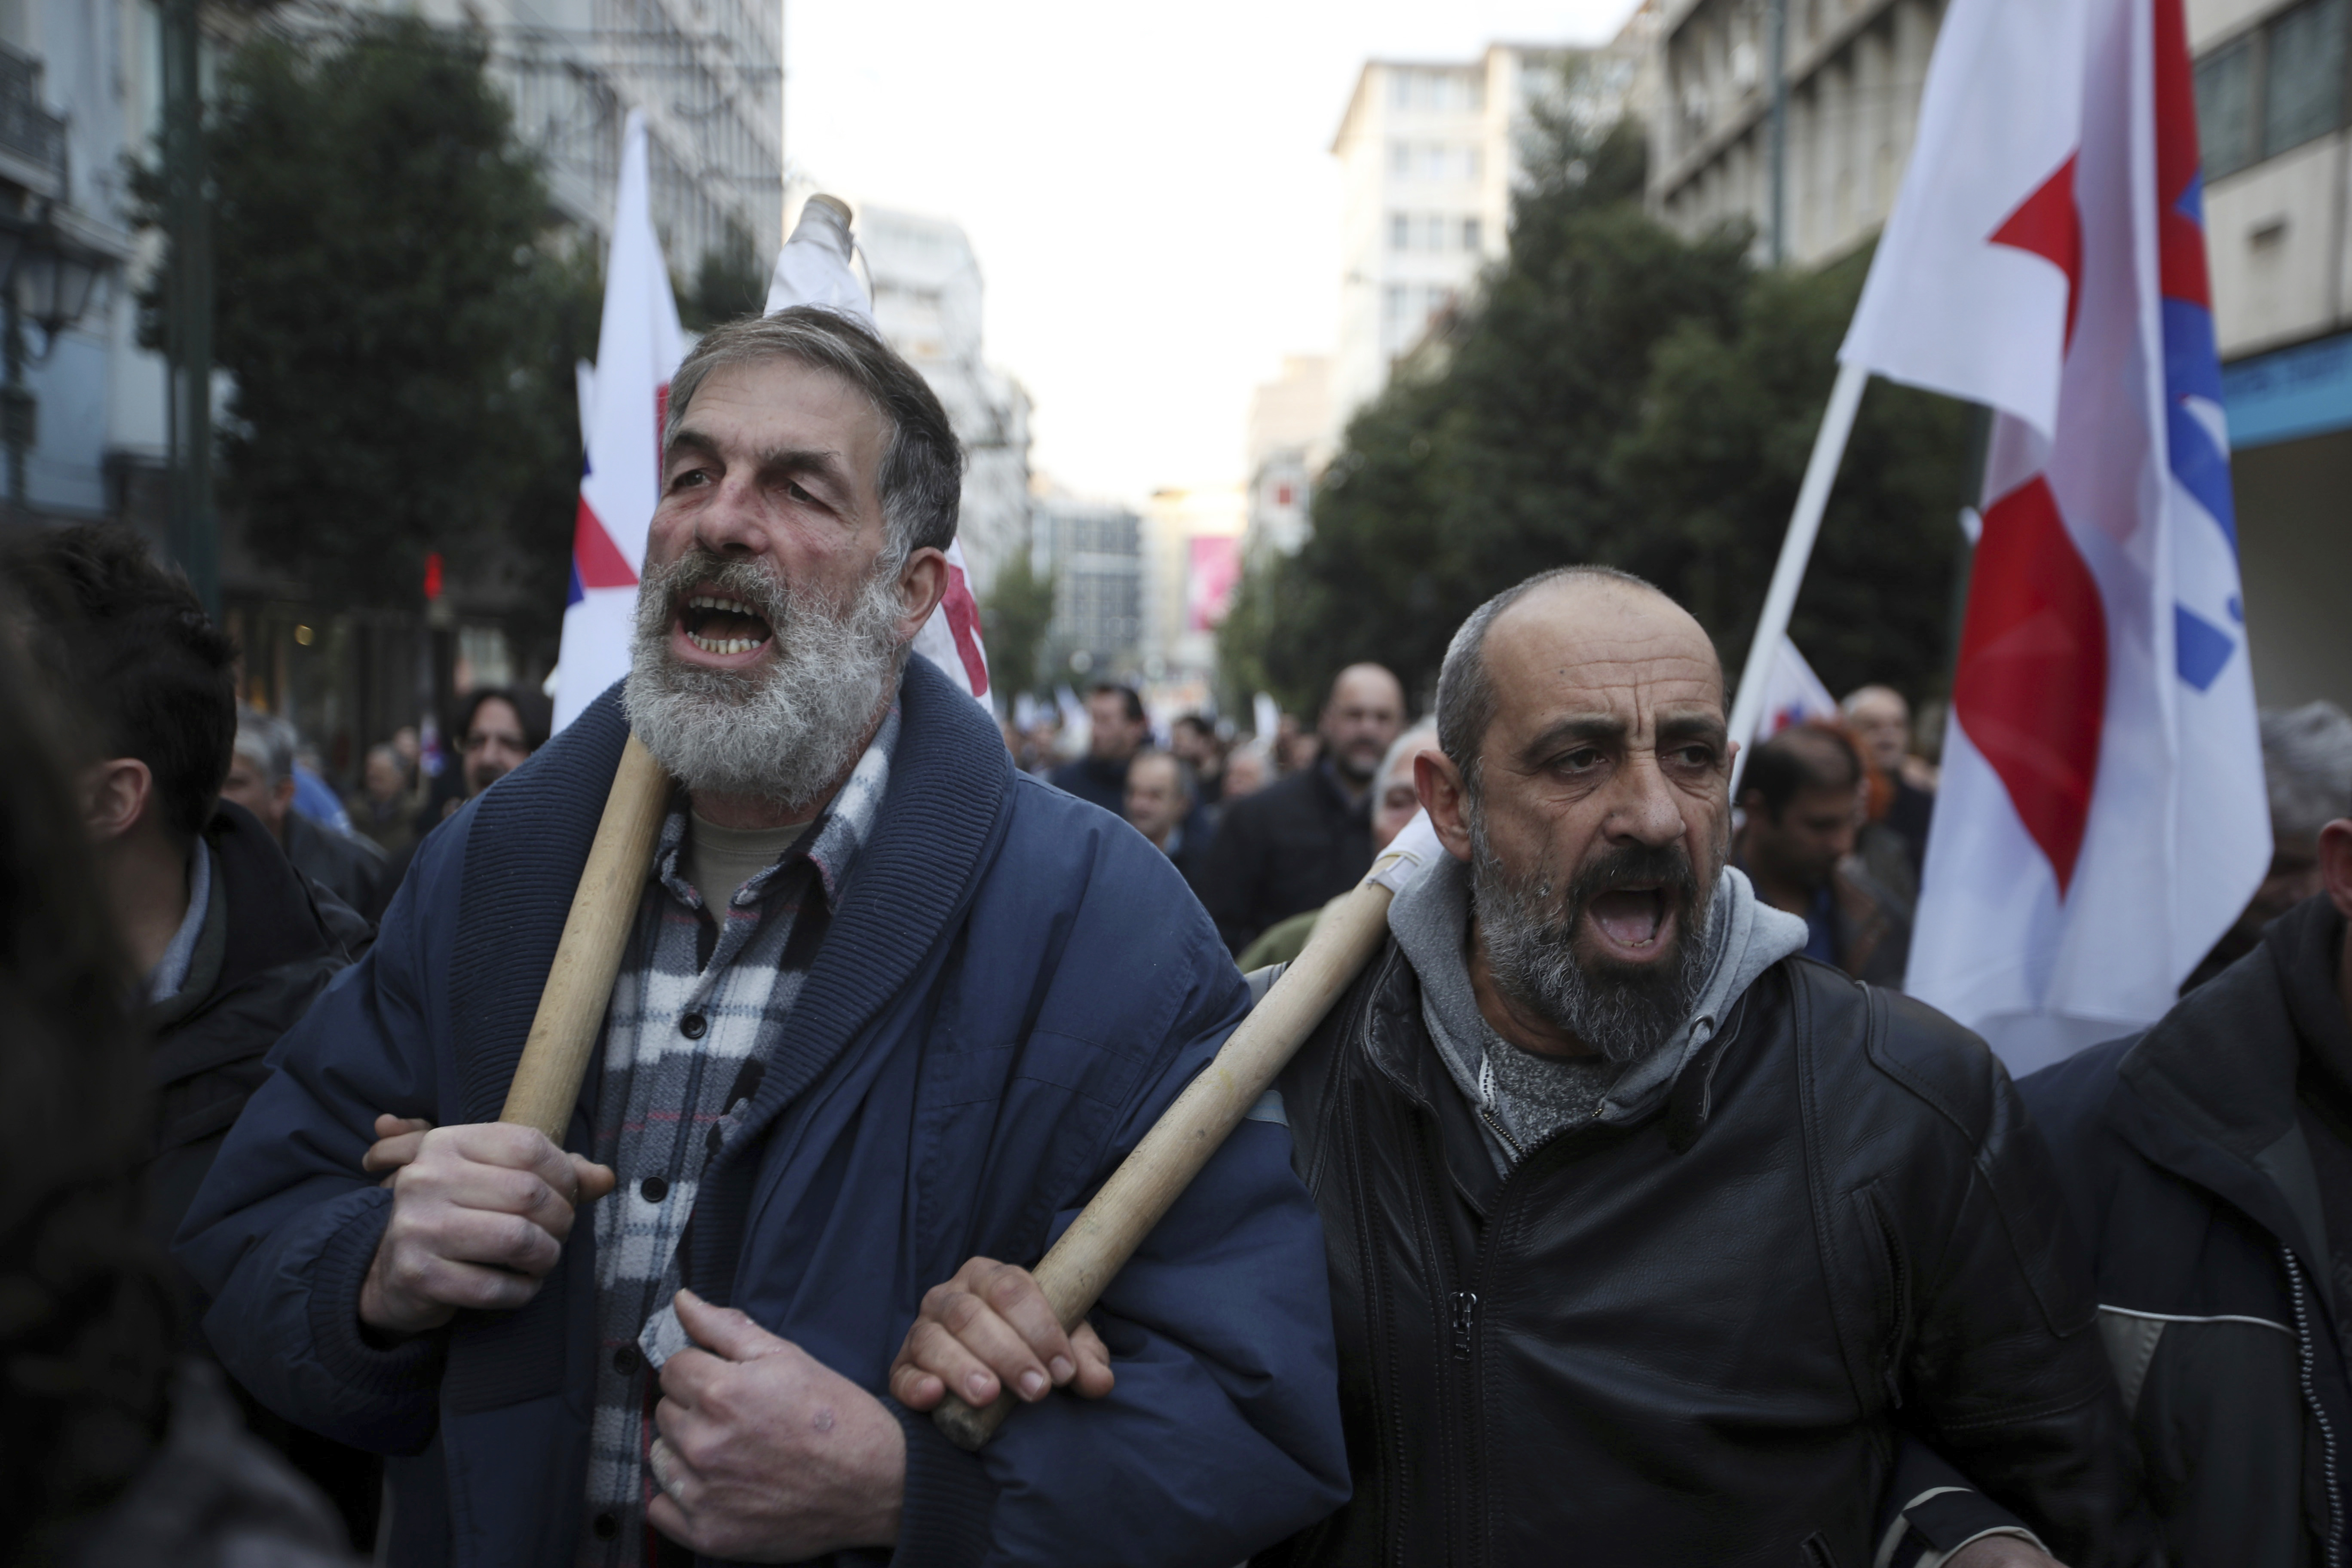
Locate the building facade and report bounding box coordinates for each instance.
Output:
[842,197,1033,602]
[2192,0,2352,709]
[1032,488,1144,686]
[1139,483,1244,695]
[1243,354,1329,565]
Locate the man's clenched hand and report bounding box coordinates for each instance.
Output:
[358,1122,615,1336]
[648,1289,905,1560]
[887,1256,1115,1411]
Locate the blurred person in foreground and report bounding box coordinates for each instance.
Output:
[891,567,2137,1566]
[178,306,1345,1567]
[2179,700,2352,992]
[0,625,351,1568]
[1047,680,1149,814]
[1735,723,1912,988]
[1237,719,1439,971]
[1843,684,1936,887]
[221,710,390,923]
[1123,747,1212,893]
[1198,664,1406,955]
[0,524,375,1552]
[2018,764,2352,1562]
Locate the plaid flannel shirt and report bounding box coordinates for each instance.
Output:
[579,707,897,1566]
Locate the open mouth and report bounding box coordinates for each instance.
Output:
[675,589,775,658]
[1585,885,1671,955]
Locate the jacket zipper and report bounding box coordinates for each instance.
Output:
[1452,1290,1479,1361]
[2285,1244,2345,1568]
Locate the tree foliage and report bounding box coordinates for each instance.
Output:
[680,230,768,331]
[146,18,591,617]
[1222,106,1974,714]
[980,550,1056,699]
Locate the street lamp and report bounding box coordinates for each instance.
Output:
[0,205,112,513]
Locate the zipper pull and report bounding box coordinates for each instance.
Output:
[1452,1291,1478,1360]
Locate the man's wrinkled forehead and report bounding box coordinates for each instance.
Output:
[1482,580,1725,739]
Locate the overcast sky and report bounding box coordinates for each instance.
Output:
[784,0,1644,503]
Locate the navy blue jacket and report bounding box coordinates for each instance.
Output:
[176,658,1348,1568]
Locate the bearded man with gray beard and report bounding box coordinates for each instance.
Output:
[1251,568,2144,1567]
[175,307,1348,1568]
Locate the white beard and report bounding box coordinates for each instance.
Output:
[622,551,905,811]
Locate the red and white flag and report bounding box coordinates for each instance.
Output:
[553,112,684,732]
[765,199,990,707]
[1843,0,2267,1068]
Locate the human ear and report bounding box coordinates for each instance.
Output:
[894,546,949,643]
[82,758,154,843]
[1416,750,1474,864]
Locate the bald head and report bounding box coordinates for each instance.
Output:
[1322,662,1407,785]
[1840,684,1910,775]
[1437,568,1722,794]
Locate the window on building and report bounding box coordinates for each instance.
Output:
[2196,0,2351,180]
[1462,216,1483,251]
[1390,211,1411,250]
[1423,214,1448,250]
[2266,0,2346,156]
[1466,147,1485,181]
[1384,283,1407,325]
[1391,70,1415,110]
[1391,140,1412,177]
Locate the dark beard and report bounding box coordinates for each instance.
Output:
[1469,813,1721,1065]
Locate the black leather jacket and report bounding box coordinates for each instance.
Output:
[1265,941,2140,1568]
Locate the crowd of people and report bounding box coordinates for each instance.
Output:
[1,303,2349,1567]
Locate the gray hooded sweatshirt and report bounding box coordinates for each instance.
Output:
[1389,852,1807,1172]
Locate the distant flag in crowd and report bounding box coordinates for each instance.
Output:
[1841,0,2267,1069]
[551,112,684,733]
[1755,637,1840,737]
[765,196,991,706]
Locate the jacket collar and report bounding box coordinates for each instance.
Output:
[2110,896,2346,1279]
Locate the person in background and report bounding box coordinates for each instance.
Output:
[2018,783,2352,1563]
[1734,723,1911,988]
[1842,684,1935,885]
[2180,700,2352,992]
[1222,739,1272,801]
[427,686,548,827]
[0,523,377,1552]
[1171,713,1227,806]
[1049,681,1149,814]
[222,710,389,922]
[1124,748,1212,894]
[1238,719,1439,971]
[0,620,353,1568]
[1274,712,1321,776]
[289,744,355,837]
[346,744,418,864]
[1197,665,1405,955]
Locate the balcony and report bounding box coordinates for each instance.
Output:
[0,46,65,200]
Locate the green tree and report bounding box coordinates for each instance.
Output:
[980,550,1056,699]
[145,18,584,612]
[679,227,768,331]
[1224,96,1972,713]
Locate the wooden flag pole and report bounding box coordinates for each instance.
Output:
[929,829,1431,1452]
[499,736,673,1141]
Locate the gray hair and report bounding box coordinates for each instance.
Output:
[2261,701,2352,841]
[233,707,296,785]
[1377,717,1439,785]
[1436,565,1663,798]
[1129,746,1198,802]
[665,306,964,560]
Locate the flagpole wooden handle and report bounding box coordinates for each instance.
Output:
[499,735,672,1142]
[929,870,1402,1452]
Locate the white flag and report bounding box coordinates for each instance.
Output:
[552,113,684,733]
[1842,0,2267,1069]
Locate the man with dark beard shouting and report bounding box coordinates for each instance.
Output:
[892,566,2144,1566]
[175,307,1348,1568]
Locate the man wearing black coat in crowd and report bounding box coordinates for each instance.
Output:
[2021,800,2352,1563]
[1,524,378,1550]
[1049,681,1150,815]
[1197,662,1406,954]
